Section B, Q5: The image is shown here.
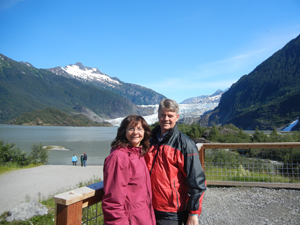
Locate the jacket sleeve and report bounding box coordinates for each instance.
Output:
[102,153,129,225]
[184,139,206,215]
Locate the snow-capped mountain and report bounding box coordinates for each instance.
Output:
[50,62,121,88]
[180,89,225,104]
[48,63,224,126]
[48,62,166,105]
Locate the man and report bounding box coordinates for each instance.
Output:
[145,99,206,225]
[80,154,84,167]
[83,152,87,167]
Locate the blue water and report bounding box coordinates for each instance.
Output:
[0,125,118,165]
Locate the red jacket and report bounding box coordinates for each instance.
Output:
[145,124,206,219]
[102,146,155,225]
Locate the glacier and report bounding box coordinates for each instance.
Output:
[105,102,219,126]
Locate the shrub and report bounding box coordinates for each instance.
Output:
[0,141,30,166]
[29,144,49,165]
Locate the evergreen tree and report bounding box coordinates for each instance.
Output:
[209,124,220,142]
[252,127,267,142]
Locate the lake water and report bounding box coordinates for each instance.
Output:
[0,124,118,165]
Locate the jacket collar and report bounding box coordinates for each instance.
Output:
[152,123,179,143]
[111,145,142,155]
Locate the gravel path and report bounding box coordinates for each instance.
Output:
[1,165,300,224]
[0,165,103,215]
[199,187,300,225]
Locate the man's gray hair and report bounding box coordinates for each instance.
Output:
[158,99,179,115]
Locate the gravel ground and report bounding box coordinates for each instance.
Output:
[199,187,300,225]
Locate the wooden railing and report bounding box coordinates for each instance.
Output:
[54,182,104,225]
[54,142,300,224]
[199,142,300,189]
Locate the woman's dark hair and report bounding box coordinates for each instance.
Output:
[111,115,152,156]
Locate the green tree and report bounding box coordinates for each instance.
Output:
[268,128,281,142]
[0,141,30,166]
[208,124,220,142]
[187,123,203,138]
[252,127,267,142]
[30,144,49,165]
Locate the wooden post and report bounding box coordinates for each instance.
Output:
[55,201,82,225]
[54,181,104,225]
[198,144,205,171]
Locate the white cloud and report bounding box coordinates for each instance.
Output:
[193,48,270,79]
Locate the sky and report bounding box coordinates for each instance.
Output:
[1,0,300,103]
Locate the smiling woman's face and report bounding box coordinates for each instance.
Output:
[126,121,145,147]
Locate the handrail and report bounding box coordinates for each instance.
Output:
[54,142,300,224]
[201,142,300,149]
[198,142,300,189]
[54,182,104,225]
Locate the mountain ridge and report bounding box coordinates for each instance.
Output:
[0,54,141,124]
[48,63,166,105]
[200,34,300,130]
[180,89,225,104]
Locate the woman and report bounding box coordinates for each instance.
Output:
[71,154,77,166]
[102,115,155,225]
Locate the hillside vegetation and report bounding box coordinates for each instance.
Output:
[0,54,138,124]
[201,34,300,130]
[10,108,112,127]
[48,62,166,105]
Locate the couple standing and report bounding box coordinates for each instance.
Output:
[102,99,206,225]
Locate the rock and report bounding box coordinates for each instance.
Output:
[193,138,211,143]
[5,201,48,222]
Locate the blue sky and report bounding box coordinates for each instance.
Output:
[1,0,300,103]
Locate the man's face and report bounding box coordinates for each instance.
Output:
[158,108,179,135]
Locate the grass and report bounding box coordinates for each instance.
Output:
[205,149,300,184]
[205,165,296,183]
[82,202,104,225]
[0,163,44,176]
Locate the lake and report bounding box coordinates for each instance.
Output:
[0,124,118,165]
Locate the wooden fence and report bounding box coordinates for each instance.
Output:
[54,142,300,224]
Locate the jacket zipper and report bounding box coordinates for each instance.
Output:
[144,160,154,224]
[174,180,179,209]
[150,143,161,176]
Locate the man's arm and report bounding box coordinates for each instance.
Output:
[184,139,206,215]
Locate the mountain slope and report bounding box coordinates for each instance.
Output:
[0,54,139,124]
[48,63,166,105]
[201,34,300,130]
[11,108,112,126]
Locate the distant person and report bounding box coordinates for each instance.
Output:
[102,115,155,225]
[145,99,206,225]
[80,154,84,167]
[71,154,77,166]
[83,152,87,167]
